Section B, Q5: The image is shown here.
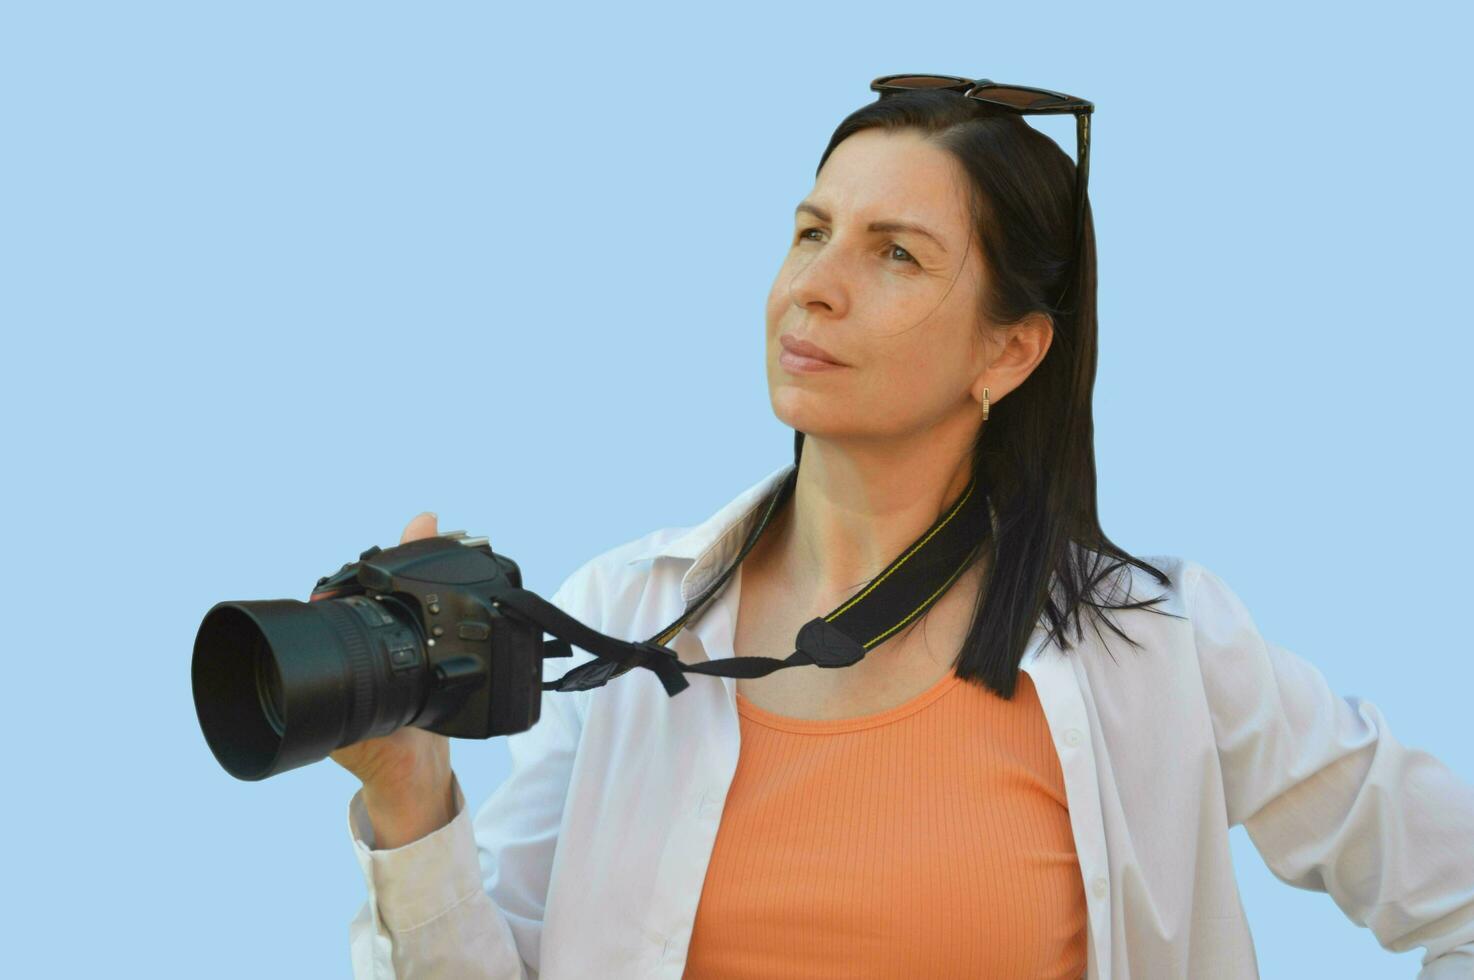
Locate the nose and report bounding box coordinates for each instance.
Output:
[786,246,849,319]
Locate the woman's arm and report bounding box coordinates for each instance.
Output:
[1189,562,1474,978]
[346,561,601,979]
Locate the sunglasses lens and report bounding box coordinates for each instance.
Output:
[887,75,962,88]
[972,85,1065,110]
[875,74,972,93]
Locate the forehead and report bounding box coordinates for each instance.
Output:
[809,129,967,221]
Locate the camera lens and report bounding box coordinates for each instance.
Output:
[192,596,432,781]
[255,651,286,737]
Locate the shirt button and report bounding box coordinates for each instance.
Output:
[1092,875,1108,897]
[697,791,722,817]
[1063,727,1083,746]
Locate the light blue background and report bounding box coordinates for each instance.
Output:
[4,1,1469,977]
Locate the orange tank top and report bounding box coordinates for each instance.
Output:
[682,666,1087,980]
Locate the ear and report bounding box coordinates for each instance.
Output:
[972,312,1054,404]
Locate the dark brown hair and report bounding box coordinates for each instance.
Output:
[793,88,1173,700]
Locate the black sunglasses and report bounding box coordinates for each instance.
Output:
[870,74,1094,310]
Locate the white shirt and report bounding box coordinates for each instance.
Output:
[346,462,1474,979]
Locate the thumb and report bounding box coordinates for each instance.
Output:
[401,510,439,544]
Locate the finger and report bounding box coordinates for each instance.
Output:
[401,511,439,544]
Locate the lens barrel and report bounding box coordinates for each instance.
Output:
[192,594,431,781]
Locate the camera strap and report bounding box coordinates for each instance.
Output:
[486,437,992,698]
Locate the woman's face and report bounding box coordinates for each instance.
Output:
[765,127,1047,448]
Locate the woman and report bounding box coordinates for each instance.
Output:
[334,77,1474,979]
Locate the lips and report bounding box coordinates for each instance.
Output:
[779,334,845,366]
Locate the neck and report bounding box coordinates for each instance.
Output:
[766,435,976,605]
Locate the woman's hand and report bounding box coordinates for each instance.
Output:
[330,511,457,849]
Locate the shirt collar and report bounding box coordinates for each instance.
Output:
[624,462,795,604]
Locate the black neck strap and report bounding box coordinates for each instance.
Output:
[488,438,992,698]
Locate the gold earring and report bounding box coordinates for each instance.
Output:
[982,386,990,421]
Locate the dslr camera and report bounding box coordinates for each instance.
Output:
[192,530,562,781]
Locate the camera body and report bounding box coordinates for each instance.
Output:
[308,535,545,739]
[192,532,559,781]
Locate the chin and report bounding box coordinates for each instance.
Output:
[769,389,840,434]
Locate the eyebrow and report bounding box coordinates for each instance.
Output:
[794,201,949,254]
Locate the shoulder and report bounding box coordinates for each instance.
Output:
[1148,558,1298,738]
[1090,552,1260,647]
[1082,551,1258,621]
[1171,558,1262,645]
[546,524,692,629]
[1045,552,1244,670]
[1067,548,1195,622]
[1063,554,1276,732]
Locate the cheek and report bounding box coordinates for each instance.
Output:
[764,281,784,331]
[871,331,976,402]
[765,259,797,326]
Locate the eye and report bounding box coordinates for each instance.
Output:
[795,227,920,266]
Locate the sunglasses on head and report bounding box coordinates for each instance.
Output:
[870,74,1093,309]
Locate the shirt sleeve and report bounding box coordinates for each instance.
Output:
[346,561,601,979]
[1189,562,1474,978]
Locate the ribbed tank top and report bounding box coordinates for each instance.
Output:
[682,665,1087,980]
